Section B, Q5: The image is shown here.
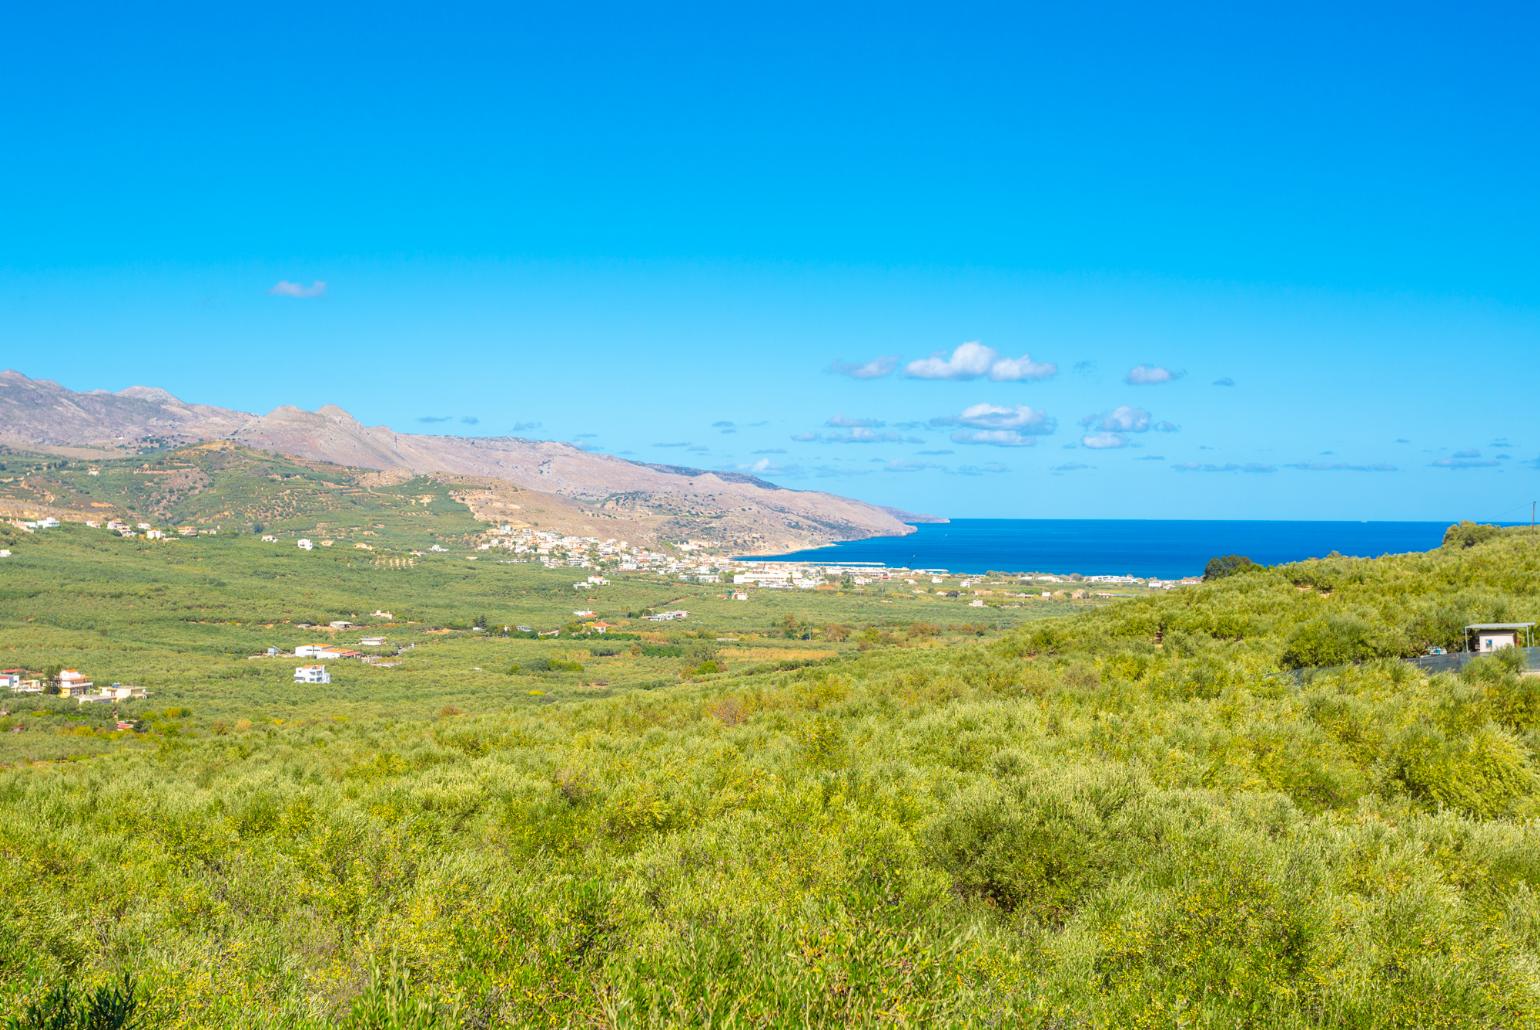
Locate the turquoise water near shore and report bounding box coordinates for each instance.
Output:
[740,518,1454,578]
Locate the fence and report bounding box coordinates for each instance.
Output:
[1282,646,1540,686]
[1405,646,1540,676]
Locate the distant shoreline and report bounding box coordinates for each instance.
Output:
[739,517,1456,579]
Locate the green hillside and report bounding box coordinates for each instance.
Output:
[0,513,1537,1025]
[0,443,480,546]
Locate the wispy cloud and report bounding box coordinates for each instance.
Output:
[916,448,954,456]
[742,457,795,475]
[797,427,923,444]
[830,356,899,379]
[1126,364,1180,385]
[881,460,944,474]
[1212,377,1236,387]
[712,420,737,434]
[269,280,327,299]
[951,428,1039,447]
[1173,462,1277,474]
[1431,450,1500,470]
[510,421,542,432]
[1085,405,1148,433]
[460,416,479,426]
[654,441,692,448]
[1052,462,1092,473]
[1281,461,1397,472]
[751,448,787,455]
[417,415,453,424]
[825,415,886,428]
[906,342,1056,382]
[1078,405,1177,448]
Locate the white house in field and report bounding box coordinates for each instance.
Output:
[56,669,94,697]
[297,538,314,551]
[295,644,342,659]
[294,665,330,684]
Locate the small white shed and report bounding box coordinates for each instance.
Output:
[1465,623,1535,653]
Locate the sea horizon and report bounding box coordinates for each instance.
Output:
[741,517,1472,579]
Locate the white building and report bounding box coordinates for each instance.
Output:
[1467,622,1535,652]
[294,665,331,684]
[297,538,314,551]
[56,670,94,697]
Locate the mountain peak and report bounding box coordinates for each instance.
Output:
[117,385,182,404]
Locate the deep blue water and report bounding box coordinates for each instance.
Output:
[740,519,1454,579]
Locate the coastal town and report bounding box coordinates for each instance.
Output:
[3,511,1199,708]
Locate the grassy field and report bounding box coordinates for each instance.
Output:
[0,517,1073,763]
[2,480,1538,1025]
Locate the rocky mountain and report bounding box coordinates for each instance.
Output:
[0,371,919,553]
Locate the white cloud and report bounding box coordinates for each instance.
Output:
[907,341,996,379]
[947,402,1054,433]
[825,415,886,428]
[1095,405,1151,432]
[830,356,899,379]
[269,280,327,298]
[796,428,921,444]
[951,429,1038,447]
[1126,364,1178,385]
[905,341,1056,382]
[988,355,1058,381]
[1081,432,1128,449]
[1081,405,1179,437]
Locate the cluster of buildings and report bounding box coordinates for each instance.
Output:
[279,636,394,684]
[1,668,148,705]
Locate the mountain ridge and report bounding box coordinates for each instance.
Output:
[0,370,925,552]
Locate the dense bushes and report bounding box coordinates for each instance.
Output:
[1443,520,1505,549]
[0,529,1539,1023]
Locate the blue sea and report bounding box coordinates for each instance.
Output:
[740,519,1454,579]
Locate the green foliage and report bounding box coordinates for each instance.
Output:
[509,657,584,674]
[1280,609,1404,668]
[1204,553,1260,580]
[1443,520,1504,549]
[3,973,139,1030]
[3,498,1540,1022]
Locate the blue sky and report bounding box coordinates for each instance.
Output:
[2,2,1536,521]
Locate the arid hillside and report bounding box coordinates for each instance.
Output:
[0,371,918,552]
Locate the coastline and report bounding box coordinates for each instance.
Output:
[736,517,1454,580]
